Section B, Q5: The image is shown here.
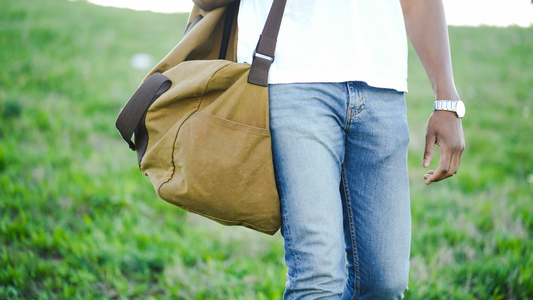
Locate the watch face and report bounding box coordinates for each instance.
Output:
[456,101,466,118]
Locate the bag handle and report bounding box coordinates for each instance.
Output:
[115,72,171,151]
[248,0,287,86]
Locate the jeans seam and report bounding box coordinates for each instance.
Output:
[274,166,302,279]
[344,82,352,132]
[353,101,364,117]
[341,164,359,299]
[345,82,365,131]
[353,83,365,118]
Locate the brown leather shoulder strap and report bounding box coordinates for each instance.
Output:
[115,72,171,150]
[248,0,287,86]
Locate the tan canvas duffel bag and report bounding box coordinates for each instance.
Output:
[116,0,286,235]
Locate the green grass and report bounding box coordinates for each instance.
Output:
[0,0,532,299]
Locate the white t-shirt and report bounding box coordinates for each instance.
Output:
[237,0,408,92]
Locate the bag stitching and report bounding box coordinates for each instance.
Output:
[199,111,270,135]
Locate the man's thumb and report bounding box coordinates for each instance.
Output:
[423,135,435,168]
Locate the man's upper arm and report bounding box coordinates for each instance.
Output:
[192,0,236,11]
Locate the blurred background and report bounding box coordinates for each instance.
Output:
[86,0,533,27]
[0,0,531,299]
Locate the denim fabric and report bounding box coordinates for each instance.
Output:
[268,82,411,300]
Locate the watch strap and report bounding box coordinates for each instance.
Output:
[433,100,458,112]
[433,100,465,118]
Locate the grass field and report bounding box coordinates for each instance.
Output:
[0,0,532,299]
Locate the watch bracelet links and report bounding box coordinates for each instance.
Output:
[433,100,458,112]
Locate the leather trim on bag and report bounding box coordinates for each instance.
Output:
[115,72,171,167]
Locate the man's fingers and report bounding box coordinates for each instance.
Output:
[425,145,453,185]
[446,139,464,177]
[423,170,435,179]
[450,149,462,175]
[425,166,449,184]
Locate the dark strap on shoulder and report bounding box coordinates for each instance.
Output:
[184,14,203,36]
[248,0,287,86]
[115,72,171,150]
[219,0,238,60]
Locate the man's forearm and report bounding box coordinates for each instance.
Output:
[400,0,459,100]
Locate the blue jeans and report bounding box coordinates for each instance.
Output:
[268,82,411,300]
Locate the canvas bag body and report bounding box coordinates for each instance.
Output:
[117,3,282,235]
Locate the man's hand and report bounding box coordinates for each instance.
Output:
[423,110,465,185]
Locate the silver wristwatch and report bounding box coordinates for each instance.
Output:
[433,100,465,118]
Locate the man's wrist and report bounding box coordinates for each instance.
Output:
[432,80,460,101]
